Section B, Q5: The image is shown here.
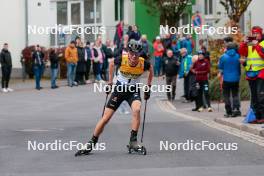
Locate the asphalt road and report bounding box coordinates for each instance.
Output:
[0,82,264,176]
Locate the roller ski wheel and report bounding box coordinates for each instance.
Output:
[74,142,93,157]
[126,142,147,155]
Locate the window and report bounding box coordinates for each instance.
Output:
[57,2,67,25]
[204,0,213,15]
[119,0,124,21]
[84,0,94,24]
[96,0,102,23]
[71,3,81,25]
[55,0,102,46]
[115,0,124,21]
[115,0,118,21]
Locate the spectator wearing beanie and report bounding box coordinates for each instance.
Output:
[191,51,212,112]
[219,42,241,117]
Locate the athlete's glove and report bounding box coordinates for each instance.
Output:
[105,83,113,95]
[144,85,151,100]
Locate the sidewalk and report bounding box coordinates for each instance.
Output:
[4,79,69,92]
[170,99,264,137]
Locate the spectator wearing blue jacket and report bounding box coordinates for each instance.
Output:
[218,42,241,117]
[182,35,194,55]
[179,48,193,101]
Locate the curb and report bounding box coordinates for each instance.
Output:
[214,118,264,137]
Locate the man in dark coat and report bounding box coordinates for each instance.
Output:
[75,42,86,85]
[162,49,180,101]
[0,43,13,92]
[49,48,59,89]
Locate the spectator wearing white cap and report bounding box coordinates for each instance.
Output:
[153,36,164,77]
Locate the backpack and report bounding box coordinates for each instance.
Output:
[93,48,98,58]
[189,73,199,101]
[93,48,100,63]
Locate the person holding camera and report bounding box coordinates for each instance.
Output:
[239,26,264,124]
[32,45,45,90]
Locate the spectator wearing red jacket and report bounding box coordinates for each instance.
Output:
[153,36,164,76]
[191,51,212,112]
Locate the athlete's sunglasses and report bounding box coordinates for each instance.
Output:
[128,51,140,57]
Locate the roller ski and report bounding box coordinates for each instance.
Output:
[127,141,147,155]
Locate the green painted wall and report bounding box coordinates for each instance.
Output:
[135,0,160,42]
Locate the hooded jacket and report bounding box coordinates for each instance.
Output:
[0,49,12,67]
[179,54,192,78]
[218,48,241,82]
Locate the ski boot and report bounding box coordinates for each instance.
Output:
[126,141,147,155]
[75,140,93,157]
[75,136,98,157]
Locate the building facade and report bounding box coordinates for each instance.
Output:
[194,0,264,37]
[0,0,135,71]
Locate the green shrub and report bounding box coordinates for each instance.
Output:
[209,69,250,101]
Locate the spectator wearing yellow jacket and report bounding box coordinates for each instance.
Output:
[65,41,78,87]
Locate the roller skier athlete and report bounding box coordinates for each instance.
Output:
[75,40,154,156]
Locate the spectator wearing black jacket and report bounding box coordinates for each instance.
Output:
[162,49,180,101]
[49,48,59,89]
[75,42,86,85]
[130,25,141,41]
[126,26,133,41]
[32,45,45,90]
[84,41,92,83]
[102,39,114,81]
[162,34,172,53]
[0,43,13,93]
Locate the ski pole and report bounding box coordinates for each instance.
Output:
[218,75,223,112]
[140,100,148,143]
[101,94,109,118]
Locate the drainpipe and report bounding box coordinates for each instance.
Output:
[25,0,29,46]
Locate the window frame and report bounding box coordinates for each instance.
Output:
[53,0,102,47]
[204,0,214,16]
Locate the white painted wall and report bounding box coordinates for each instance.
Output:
[124,0,135,25]
[0,0,26,68]
[102,0,116,41]
[27,0,56,47]
[0,0,134,69]
[102,0,135,42]
[244,0,264,34]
